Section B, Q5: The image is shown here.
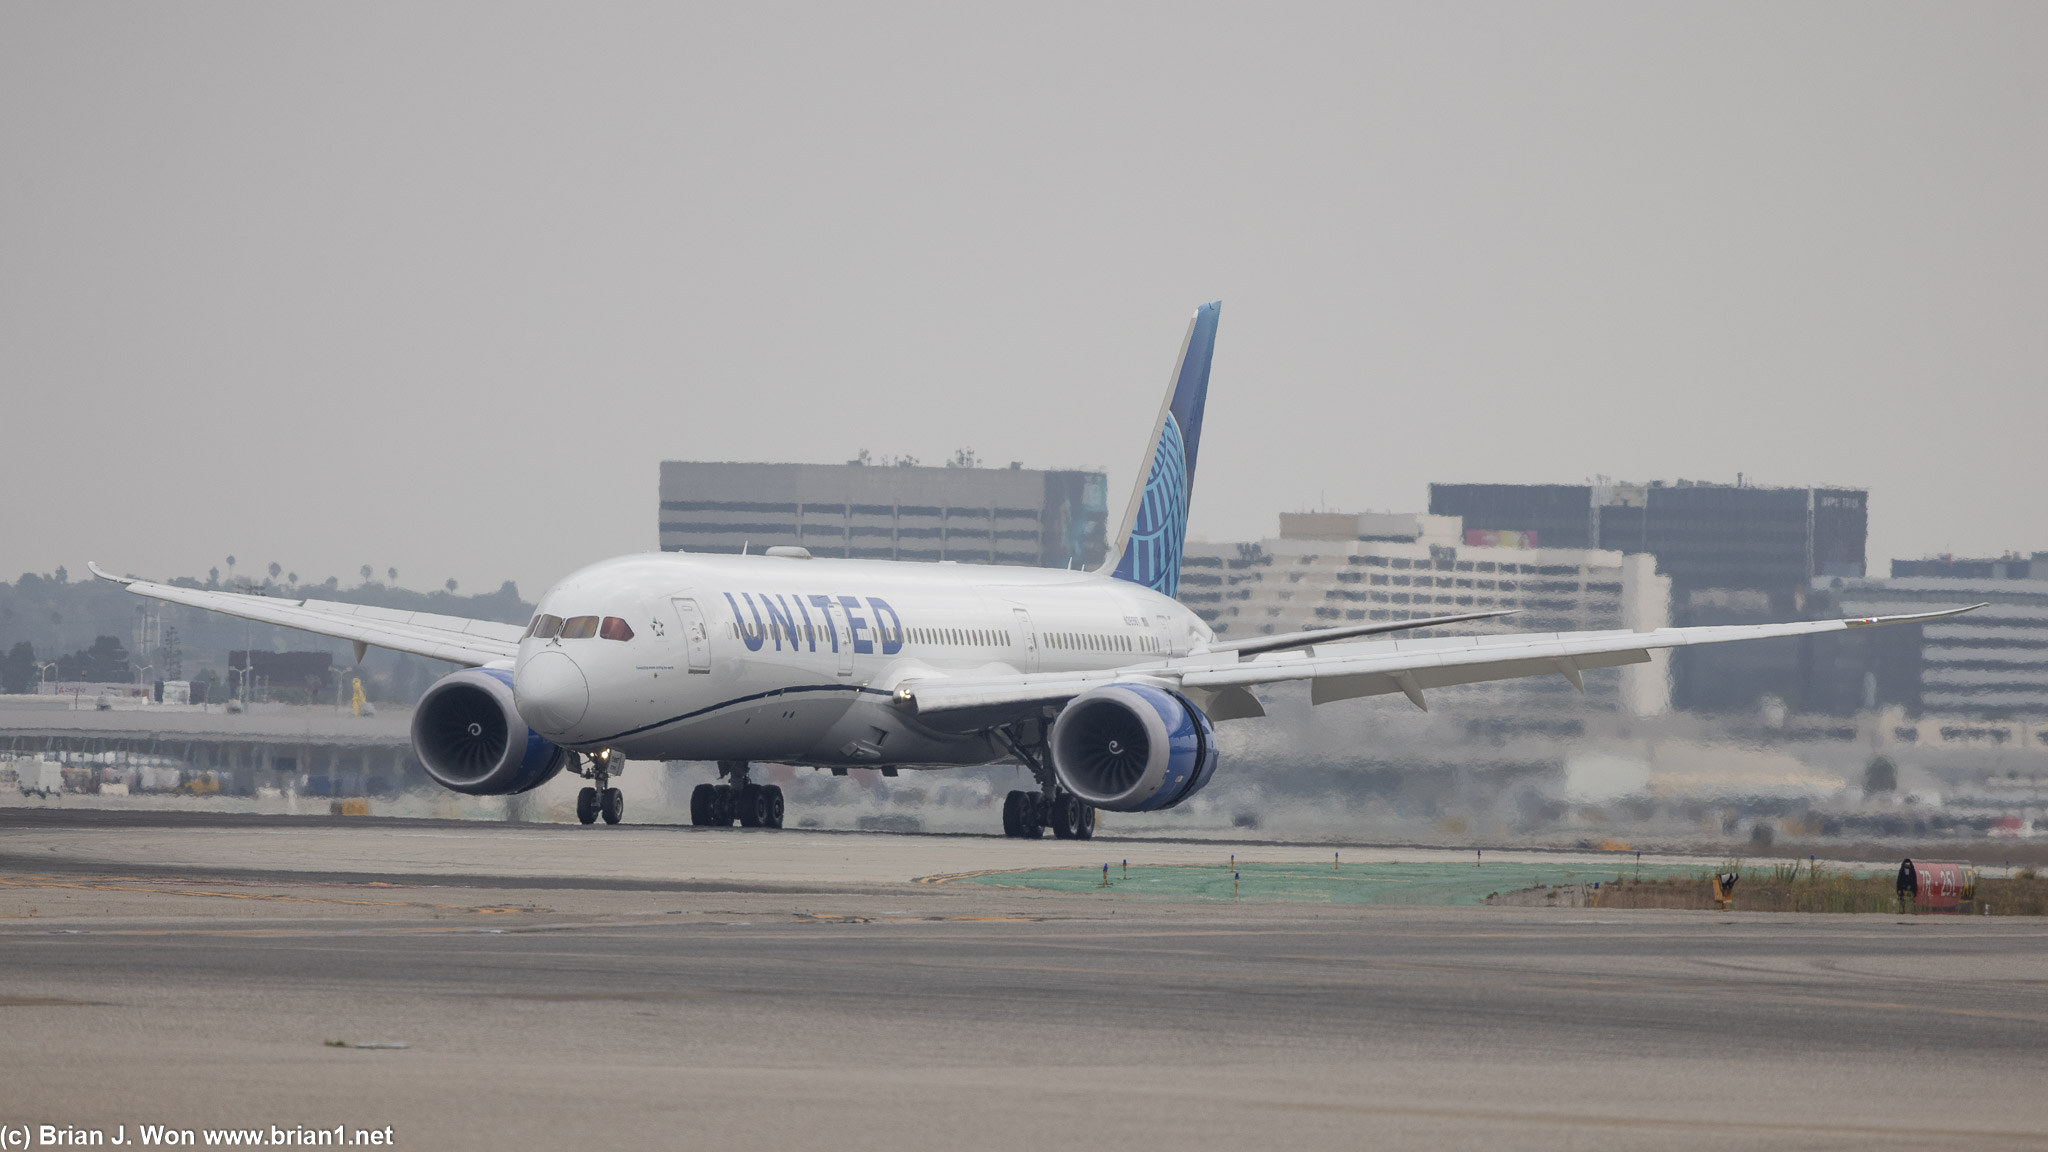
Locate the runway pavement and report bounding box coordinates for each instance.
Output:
[2,811,2045,1151]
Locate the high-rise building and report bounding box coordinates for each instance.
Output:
[1179,512,1673,715]
[1427,480,1868,589]
[657,461,1108,569]
[1806,558,2048,718]
[1428,480,1868,712]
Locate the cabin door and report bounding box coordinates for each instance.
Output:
[1011,606,1040,674]
[670,598,712,673]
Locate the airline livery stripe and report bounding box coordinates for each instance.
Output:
[586,683,894,745]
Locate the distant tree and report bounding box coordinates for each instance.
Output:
[360,565,373,584]
[1865,756,1898,794]
[53,566,67,583]
[60,636,130,682]
[946,447,981,469]
[268,562,281,580]
[226,556,236,580]
[287,571,298,585]
[1,641,34,694]
[387,567,398,584]
[444,578,458,593]
[848,448,872,466]
[208,567,219,586]
[323,576,339,591]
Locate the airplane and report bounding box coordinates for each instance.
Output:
[89,302,1981,836]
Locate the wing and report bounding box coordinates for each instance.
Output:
[1193,608,1519,658]
[894,604,1985,725]
[89,562,522,668]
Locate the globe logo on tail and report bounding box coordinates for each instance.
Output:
[1118,413,1189,597]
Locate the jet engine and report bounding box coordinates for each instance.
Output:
[411,669,569,795]
[1048,684,1218,812]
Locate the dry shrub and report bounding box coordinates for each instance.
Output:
[1580,874,2048,915]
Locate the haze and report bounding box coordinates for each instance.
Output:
[4,4,2042,597]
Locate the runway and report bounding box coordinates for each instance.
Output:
[3,812,2046,1150]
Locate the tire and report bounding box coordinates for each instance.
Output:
[1075,801,1096,840]
[1001,791,1026,838]
[689,783,715,826]
[712,784,736,826]
[1021,793,1046,839]
[737,783,763,827]
[576,787,599,825]
[600,787,624,825]
[1050,793,1080,839]
[764,786,785,829]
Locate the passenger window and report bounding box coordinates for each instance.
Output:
[531,615,564,639]
[560,615,600,639]
[599,617,635,641]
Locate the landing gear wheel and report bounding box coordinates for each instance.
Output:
[689,783,716,826]
[738,783,764,828]
[600,787,624,825]
[1075,800,1095,840]
[576,787,599,825]
[1019,792,1047,839]
[711,784,737,826]
[1050,793,1083,839]
[1002,791,1027,838]
[763,785,785,829]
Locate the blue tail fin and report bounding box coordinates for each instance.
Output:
[1103,301,1220,597]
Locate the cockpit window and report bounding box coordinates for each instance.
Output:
[529,614,564,639]
[559,615,600,639]
[599,616,634,641]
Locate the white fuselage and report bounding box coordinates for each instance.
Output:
[511,552,1211,768]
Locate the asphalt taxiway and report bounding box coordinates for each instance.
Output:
[3,811,2045,1151]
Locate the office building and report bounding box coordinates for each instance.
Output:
[1179,512,1673,715]
[658,461,1108,569]
[1429,480,1868,711]
[1808,562,2048,718]
[1428,480,1868,589]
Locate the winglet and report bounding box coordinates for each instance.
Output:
[1842,603,1986,627]
[86,561,132,585]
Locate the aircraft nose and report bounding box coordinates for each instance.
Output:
[516,650,589,736]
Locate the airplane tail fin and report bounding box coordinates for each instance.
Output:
[1101,301,1220,597]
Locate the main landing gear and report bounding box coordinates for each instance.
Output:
[576,749,625,826]
[690,760,785,829]
[993,725,1094,840]
[1003,789,1095,839]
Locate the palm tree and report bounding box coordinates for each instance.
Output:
[444,578,459,594]
[387,567,398,585]
[359,565,373,584]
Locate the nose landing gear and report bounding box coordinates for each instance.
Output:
[689,761,785,829]
[575,749,625,826]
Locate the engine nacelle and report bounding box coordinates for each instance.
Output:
[1049,684,1219,812]
[411,669,569,795]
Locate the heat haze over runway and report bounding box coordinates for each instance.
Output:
[2,812,2045,1151]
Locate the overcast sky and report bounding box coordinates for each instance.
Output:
[4,4,2042,597]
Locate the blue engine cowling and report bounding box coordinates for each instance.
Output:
[1048,684,1219,812]
[411,669,569,795]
